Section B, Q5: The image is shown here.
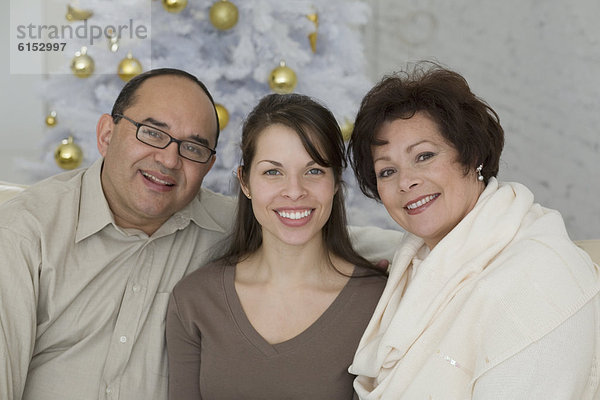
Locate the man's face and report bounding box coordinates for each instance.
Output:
[96,75,217,235]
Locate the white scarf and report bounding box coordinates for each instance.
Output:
[350,178,599,399]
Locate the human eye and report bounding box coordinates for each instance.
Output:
[307,168,324,175]
[416,152,435,162]
[264,169,281,176]
[377,168,396,179]
[181,142,203,155]
[139,125,165,140]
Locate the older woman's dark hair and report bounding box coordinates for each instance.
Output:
[349,62,504,201]
[218,93,378,274]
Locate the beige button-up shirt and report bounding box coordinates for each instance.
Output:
[0,159,236,400]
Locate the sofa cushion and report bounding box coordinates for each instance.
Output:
[0,181,26,203]
[576,239,600,266]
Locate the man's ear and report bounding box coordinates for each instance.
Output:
[96,114,115,157]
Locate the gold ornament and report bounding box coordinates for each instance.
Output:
[209,0,239,30]
[54,136,83,170]
[45,111,57,127]
[65,4,93,21]
[307,12,319,53]
[215,103,229,130]
[268,61,297,94]
[340,119,354,141]
[70,47,94,78]
[118,52,143,82]
[162,0,188,13]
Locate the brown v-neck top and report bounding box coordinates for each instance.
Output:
[166,262,386,400]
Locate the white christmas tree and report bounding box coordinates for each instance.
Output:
[25,0,396,228]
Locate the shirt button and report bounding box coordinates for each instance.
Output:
[132,285,140,292]
[106,387,112,394]
[119,336,127,343]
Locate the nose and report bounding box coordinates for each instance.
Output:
[155,141,182,170]
[282,175,307,200]
[397,168,420,192]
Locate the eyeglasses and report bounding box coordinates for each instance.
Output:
[114,114,216,164]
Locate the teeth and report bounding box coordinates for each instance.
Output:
[277,209,312,220]
[142,171,173,186]
[406,194,438,210]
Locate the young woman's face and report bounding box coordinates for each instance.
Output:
[240,124,337,248]
[372,112,484,249]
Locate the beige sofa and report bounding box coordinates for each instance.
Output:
[0,181,27,202]
[1,181,598,265]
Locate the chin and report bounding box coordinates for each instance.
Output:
[278,231,320,247]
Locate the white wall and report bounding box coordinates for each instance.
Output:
[1,0,599,239]
[363,0,600,240]
[1,0,45,184]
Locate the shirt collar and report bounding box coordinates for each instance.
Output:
[75,158,114,242]
[185,188,230,233]
[75,159,229,242]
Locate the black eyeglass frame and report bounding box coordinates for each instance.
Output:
[113,113,216,164]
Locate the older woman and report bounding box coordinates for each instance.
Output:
[347,62,600,399]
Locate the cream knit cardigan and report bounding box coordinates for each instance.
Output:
[350,178,600,399]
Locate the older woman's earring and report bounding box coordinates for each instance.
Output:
[476,164,484,182]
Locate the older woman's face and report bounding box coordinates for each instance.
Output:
[372,112,484,249]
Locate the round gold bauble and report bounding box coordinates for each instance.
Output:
[209,0,239,30]
[340,119,354,141]
[162,0,188,13]
[268,61,297,94]
[215,103,229,130]
[45,111,57,127]
[54,136,83,170]
[117,53,143,82]
[70,47,94,78]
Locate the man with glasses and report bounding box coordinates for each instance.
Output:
[0,69,234,400]
[0,68,401,400]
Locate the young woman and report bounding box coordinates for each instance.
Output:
[166,93,387,399]
[347,62,600,399]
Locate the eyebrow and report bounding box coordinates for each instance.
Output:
[257,160,317,167]
[140,117,211,147]
[372,139,432,164]
[406,139,431,153]
[141,117,169,129]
